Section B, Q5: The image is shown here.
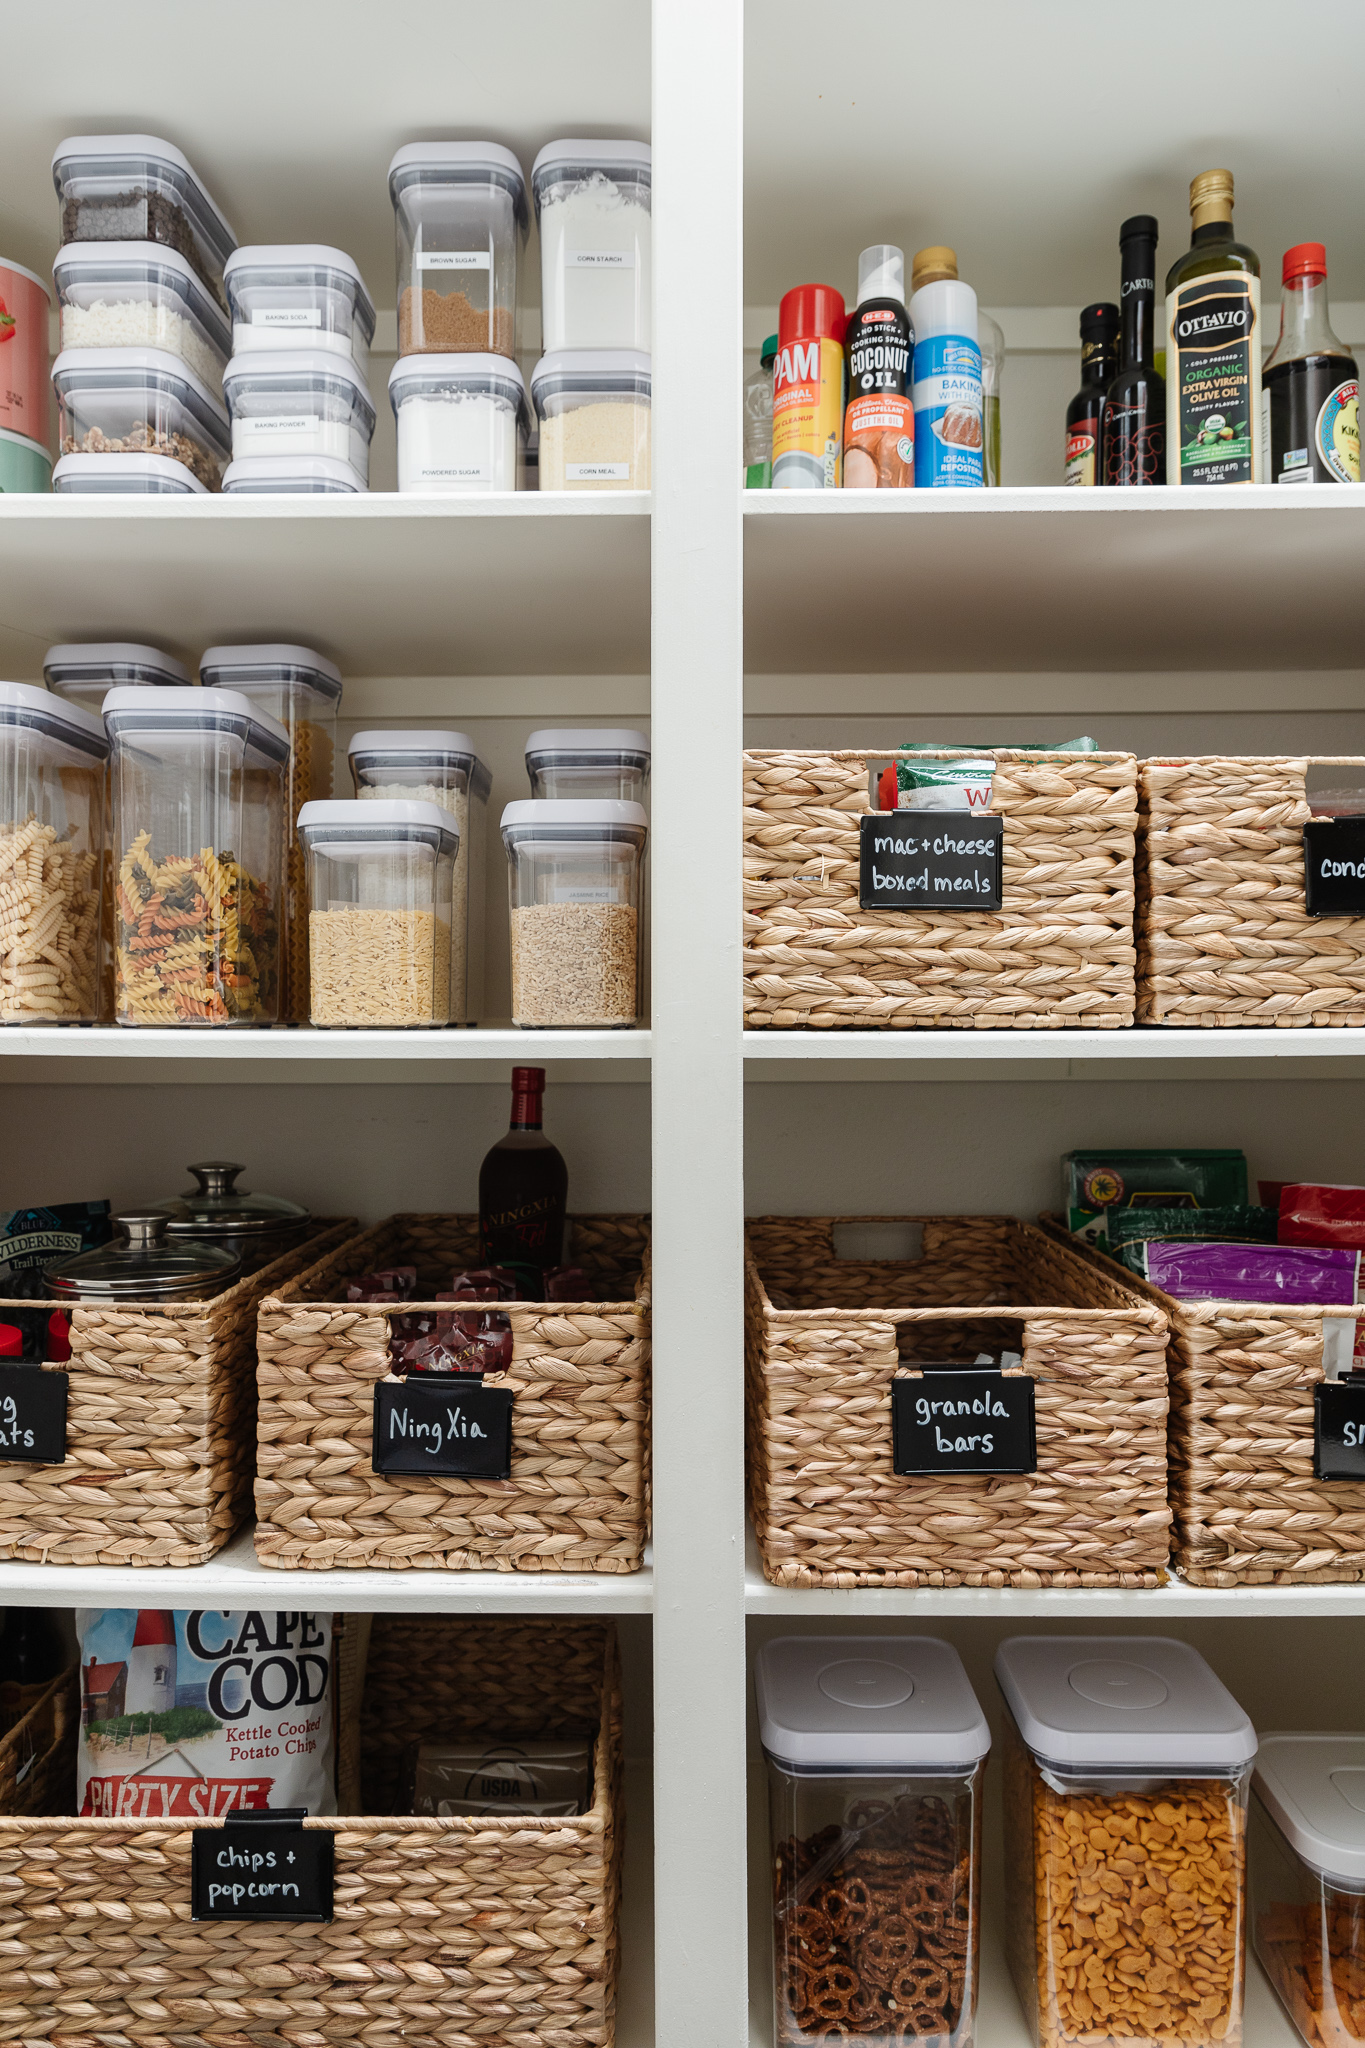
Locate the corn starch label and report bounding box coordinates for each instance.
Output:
[771,335,844,489]
[1166,272,1261,483]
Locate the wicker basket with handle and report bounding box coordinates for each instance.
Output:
[743,748,1138,1028]
[746,1215,1170,1588]
[255,1213,650,1572]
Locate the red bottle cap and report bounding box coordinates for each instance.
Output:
[1283,242,1327,283]
[46,1312,71,1364]
[0,1323,20,1358]
[778,284,847,349]
[511,1066,546,1092]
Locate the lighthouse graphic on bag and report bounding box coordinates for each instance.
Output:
[126,1609,176,1715]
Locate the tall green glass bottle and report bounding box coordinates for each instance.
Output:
[1164,169,1262,486]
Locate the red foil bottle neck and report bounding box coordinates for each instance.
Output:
[510,1065,546,1129]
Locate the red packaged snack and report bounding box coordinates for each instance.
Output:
[389,1305,513,1376]
[345,1265,419,1302]
[1278,1184,1365,1247]
[876,764,898,812]
[446,1267,519,1301]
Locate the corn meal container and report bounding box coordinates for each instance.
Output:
[297,798,458,1029]
[1253,1734,1365,2048]
[530,349,651,490]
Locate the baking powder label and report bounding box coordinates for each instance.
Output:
[237,415,322,438]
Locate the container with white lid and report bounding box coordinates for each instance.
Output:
[525,728,650,804]
[224,245,376,382]
[52,345,230,490]
[531,350,650,491]
[757,1636,989,2048]
[388,142,527,361]
[388,353,526,493]
[349,730,490,1022]
[104,685,289,1027]
[0,681,107,1023]
[997,1636,1256,2048]
[501,799,647,1028]
[52,135,237,312]
[297,798,458,1029]
[44,642,189,710]
[531,139,651,353]
[52,449,206,494]
[52,241,232,397]
[222,349,375,484]
[1252,1735,1365,2048]
[222,453,365,494]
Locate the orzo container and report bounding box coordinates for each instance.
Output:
[501,798,647,1028]
[388,142,527,359]
[297,799,457,1028]
[224,243,375,380]
[51,134,236,310]
[52,240,230,396]
[0,681,106,1022]
[0,257,51,441]
[52,345,229,489]
[532,349,651,489]
[1252,1734,1365,2048]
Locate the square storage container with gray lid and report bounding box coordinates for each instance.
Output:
[52,240,231,396]
[525,729,650,804]
[757,1635,988,2048]
[1252,1734,1365,2048]
[52,134,237,311]
[44,642,189,710]
[388,142,527,360]
[52,450,207,494]
[224,244,376,380]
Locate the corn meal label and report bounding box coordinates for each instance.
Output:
[566,462,630,480]
[1167,272,1260,483]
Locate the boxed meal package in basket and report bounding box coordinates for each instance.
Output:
[745,1215,1170,1589]
[255,1213,650,1571]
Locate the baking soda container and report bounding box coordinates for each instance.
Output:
[771,283,846,490]
[910,248,984,487]
[0,259,51,443]
[841,245,914,489]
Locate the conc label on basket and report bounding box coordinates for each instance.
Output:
[373,1372,513,1479]
[0,1365,66,1463]
[192,1808,333,1921]
[1304,819,1365,916]
[859,814,1003,911]
[1314,1380,1365,1479]
[892,1368,1036,1474]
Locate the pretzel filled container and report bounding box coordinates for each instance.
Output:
[1252,1734,1365,2048]
[997,1635,1257,2048]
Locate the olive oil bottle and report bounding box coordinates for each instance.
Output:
[1164,169,1262,485]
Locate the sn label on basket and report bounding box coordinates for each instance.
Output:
[859,813,1003,910]
[1314,1379,1365,1480]
[892,1368,1037,1474]
[0,1365,67,1463]
[192,1808,334,1922]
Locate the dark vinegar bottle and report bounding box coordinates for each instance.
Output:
[1263,242,1359,484]
[478,1066,568,1298]
[1065,302,1119,484]
[1102,215,1166,486]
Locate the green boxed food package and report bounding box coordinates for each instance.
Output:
[1108,1204,1278,1273]
[1063,1149,1248,1248]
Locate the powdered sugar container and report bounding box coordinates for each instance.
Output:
[1252,1734,1365,2048]
[297,799,457,1029]
[388,143,527,360]
[530,350,651,490]
[225,245,375,382]
[222,349,375,483]
[531,140,651,352]
[52,242,231,398]
[500,799,647,1028]
[387,354,526,493]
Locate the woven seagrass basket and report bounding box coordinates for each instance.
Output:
[746,1215,1170,1588]
[743,748,1138,1028]
[0,1219,354,1570]
[1139,756,1365,1026]
[256,1214,650,1572]
[1040,1214,1365,1585]
[0,1616,624,2048]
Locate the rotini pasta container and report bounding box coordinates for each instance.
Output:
[103,685,287,1026]
[756,1634,989,2048]
[0,682,107,1024]
[297,799,458,1028]
[997,1635,1257,2048]
[1252,1734,1365,2048]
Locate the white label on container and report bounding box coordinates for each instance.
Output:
[417,250,492,271]
[251,307,323,327]
[566,462,631,481]
[418,464,491,482]
[240,414,322,436]
[551,885,618,903]
[567,249,636,269]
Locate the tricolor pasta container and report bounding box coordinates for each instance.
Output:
[388,142,527,360]
[224,244,376,381]
[0,682,106,1023]
[222,349,375,483]
[757,1635,989,2048]
[997,1635,1256,2048]
[52,346,230,491]
[1253,1734,1365,2048]
[52,241,231,397]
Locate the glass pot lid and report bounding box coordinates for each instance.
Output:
[153,1161,310,1240]
[44,1212,243,1299]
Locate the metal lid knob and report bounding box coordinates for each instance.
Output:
[187,1162,245,1197]
[114,1212,172,1249]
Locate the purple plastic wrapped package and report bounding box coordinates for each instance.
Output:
[1140,1238,1361,1304]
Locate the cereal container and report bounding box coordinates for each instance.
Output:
[524,728,650,804]
[0,682,106,1023]
[103,685,287,1026]
[996,1635,1257,2048]
[224,245,376,381]
[0,257,52,441]
[1252,1734,1365,2048]
[500,799,647,1028]
[52,241,231,397]
[531,139,652,353]
[297,799,458,1028]
[388,143,527,359]
[756,1634,989,2048]
[51,136,237,312]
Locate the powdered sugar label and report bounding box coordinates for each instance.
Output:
[565,463,630,481]
[419,462,491,483]
[251,308,323,328]
[418,250,492,271]
[568,250,635,269]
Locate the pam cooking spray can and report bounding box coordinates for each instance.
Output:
[771,282,847,489]
[909,246,984,487]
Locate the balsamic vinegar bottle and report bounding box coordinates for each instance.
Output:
[1065,302,1119,484]
[1101,217,1165,486]
[1164,169,1262,484]
[478,1066,568,1298]
[1263,242,1359,484]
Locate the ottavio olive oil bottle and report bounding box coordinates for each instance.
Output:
[1164,169,1262,485]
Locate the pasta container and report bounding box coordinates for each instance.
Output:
[500,799,647,1029]
[44,641,189,714]
[532,139,652,353]
[0,257,51,441]
[0,680,106,1023]
[531,349,651,490]
[222,348,375,483]
[298,799,458,1028]
[996,1635,1256,2048]
[52,450,206,494]
[51,135,236,311]
[104,684,288,1026]
[52,345,230,491]
[757,1634,989,2048]
[222,452,365,493]
[349,729,489,1022]
[388,142,527,360]
[525,728,650,804]
[225,244,376,382]
[1253,1734,1365,2048]
[150,1160,311,1275]
[52,241,231,398]
[388,353,527,493]
[0,428,52,494]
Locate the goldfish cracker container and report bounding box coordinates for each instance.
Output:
[771,283,846,490]
[1252,1734,1365,2048]
[0,259,51,446]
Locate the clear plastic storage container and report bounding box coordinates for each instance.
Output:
[151,1160,311,1276]
[52,241,231,397]
[756,1635,990,2048]
[531,350,651,490]
[388,353,526,492]
[222,349,375,482]
[104,684,288,1026]
[44,643,189,711]
[997,1636,1257,2048]
[500,799,647,1028]
[297,798,458,1028]
[52,136,237,312]
[531,139,652,353]
[1253,1735,1365,2048]
[388,142,527,359]
[224,245,376,381]
[222,453,365,494]
[349,730,489,1022]
[524,728,650,803]
[52,450,207,494]
[0,681,106,1023]
[53,346,230,490]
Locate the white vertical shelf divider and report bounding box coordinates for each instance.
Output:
[651,1,748,2044]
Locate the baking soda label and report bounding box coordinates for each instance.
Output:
[912,334,984,486]
[771,334,845,489]
[251,308,323,328]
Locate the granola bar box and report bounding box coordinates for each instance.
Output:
[1252,1734,1365,2048]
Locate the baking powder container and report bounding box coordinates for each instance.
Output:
[222,348,375,482]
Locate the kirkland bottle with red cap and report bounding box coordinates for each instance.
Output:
[1263,243,1359,484]
[771,283,847,489]
[478,1066,568,1296]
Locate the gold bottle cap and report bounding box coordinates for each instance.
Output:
[912,245,959,291]
[1190,168,1234,230]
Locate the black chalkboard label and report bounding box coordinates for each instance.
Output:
[192,1809,333,1921]
[892,1370,1036,1474]
[0,1366,67,1464]
[372,1373,513,1479]
[1314,1380,1365,1480]
[860,813,1003,911]
[1304,819,1365,916]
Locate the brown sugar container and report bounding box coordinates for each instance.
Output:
[1252,1735,1365,2048]
[388,142,527,359]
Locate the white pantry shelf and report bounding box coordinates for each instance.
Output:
[744,1027,1365,1082]
[0,1025,651,1084]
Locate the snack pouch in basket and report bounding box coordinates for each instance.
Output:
[1063,1148,1248,1248]
[77,1609,337,1818]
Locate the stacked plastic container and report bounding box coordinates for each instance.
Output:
[222,247,377,492]
[1253,1734,1365,2048]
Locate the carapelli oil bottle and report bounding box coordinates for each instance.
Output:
[1164,168,1262,485]
[771,283,847,490]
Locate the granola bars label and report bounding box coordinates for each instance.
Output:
[892,1369,1037,1473]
